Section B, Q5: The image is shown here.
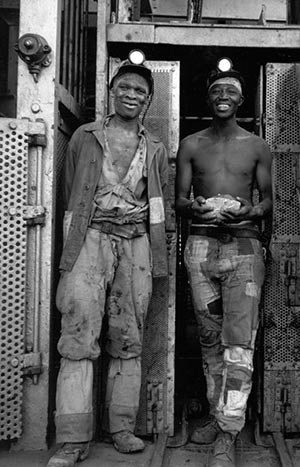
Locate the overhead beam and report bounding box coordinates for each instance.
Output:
[107,23,300,48]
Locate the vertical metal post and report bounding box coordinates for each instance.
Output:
[32,145,43,385]
[68,0,75,93]
[78,0,85,104]
[62,0,69,88]
[95,0,110,120]
[16,0,61,449]
[73,0,80,101]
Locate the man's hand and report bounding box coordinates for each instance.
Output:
[191,196,220,223]
[220,196,255,223]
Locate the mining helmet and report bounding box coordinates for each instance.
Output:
[207,57,245,95]
[109,49,154,95]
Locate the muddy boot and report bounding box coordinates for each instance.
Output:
[190,415,220,444]
[46,442,89,467]
[208,432,236,467]
[112,430,145,453]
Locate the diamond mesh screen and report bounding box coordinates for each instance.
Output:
[0,120,28,440]
[263,63,300,432]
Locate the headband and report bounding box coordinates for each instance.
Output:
[208,77,243,95]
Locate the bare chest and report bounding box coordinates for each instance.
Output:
[106,129,140,178]
[194,140,257,177]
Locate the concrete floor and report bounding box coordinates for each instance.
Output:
[0,440,155,467]
[1,429,300,467]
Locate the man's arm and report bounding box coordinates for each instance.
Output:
[249,139,273,220]
[175,138,193,216]
[222,138,273,223]
[158,143,169,202]
[62,130,81,210]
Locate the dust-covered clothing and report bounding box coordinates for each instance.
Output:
[57,228,152,361]
[91,118,148,225]
[184,232,265,434]
[54,115,168,442]
[59,117,168,277]
[55,229,152,441]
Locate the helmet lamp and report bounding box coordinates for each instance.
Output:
[217,58,233,73]
[128,49,145,66]
[109,49,153,94]
[207,57,244,94]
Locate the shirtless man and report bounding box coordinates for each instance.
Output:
[175,59,272,467]
[47,50,168,467]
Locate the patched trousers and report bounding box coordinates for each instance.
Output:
[184,234,265,435]
[55,227,152,443]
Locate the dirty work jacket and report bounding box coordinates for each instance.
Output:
[59,118,169,278]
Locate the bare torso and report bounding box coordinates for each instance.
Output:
[191,127,259,202]
[175,123,272,226]
[106,121,139,180]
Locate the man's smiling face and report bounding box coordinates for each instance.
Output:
[207,82,244,119]
[112,73,150,120]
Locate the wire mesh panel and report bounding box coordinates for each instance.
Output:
[0,119,28,440]
[108,59,179,435]
[263,63,300,433]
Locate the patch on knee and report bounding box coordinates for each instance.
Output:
[245,282,259,298]
[223,390,248,417]
[224,346,254,371]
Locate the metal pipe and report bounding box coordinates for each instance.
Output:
[32,145,43,384]
[68,0,75,93]
[73,0,80,101]
[62,0,69,88]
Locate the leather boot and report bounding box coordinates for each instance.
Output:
[190,415,220,444]
[46,442,89,467]
[112,430,145,453]
[208,431,236,467]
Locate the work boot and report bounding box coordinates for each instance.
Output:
[46,442,89,467]
[208,431,236,467]
[190,415,220,444]
[112,430,145,453]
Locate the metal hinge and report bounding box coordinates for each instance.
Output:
[22,352,42,376]
[23,205,46,226]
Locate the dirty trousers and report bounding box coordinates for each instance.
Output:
[55,227,152,443]
[184,235,265,434]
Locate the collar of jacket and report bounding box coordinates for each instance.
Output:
[82,117,162,165]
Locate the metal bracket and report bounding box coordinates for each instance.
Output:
[280,246,300,306]
[23,205,46,226]
[22,352,42,376]
[28,133,47,148]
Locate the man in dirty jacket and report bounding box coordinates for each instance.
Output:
[47,50,168,467]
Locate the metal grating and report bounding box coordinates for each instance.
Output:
[265,63,300,151]
[271,152,300,237]
[108,60,179,435]
[0,120,28,440]
[263,63,300,432]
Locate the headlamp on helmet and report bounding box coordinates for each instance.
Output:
[110,49,153,95]
[207,57,244,95]
[217,58,233,73]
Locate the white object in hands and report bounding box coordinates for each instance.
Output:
[205,195,241,218]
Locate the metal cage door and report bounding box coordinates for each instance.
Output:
[0,118,46,440]
[108,59,179,436]
[263,63,300,433]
